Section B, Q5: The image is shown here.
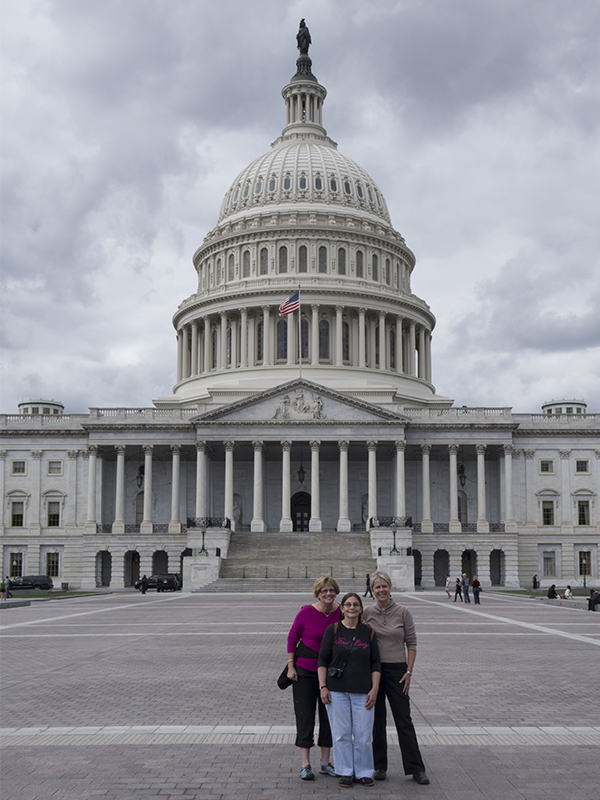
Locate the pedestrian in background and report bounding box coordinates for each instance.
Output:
[461,574,471,603]
[471,576,481,604]
[454,578,463,602]
[364,573,373,598]
[444,574,451,599]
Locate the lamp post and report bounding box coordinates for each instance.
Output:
[390,517,401,555]
[198,518,209,556]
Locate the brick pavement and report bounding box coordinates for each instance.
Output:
[1,590,599,799]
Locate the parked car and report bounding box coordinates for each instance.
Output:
[134,574,180,592]
[10,575,54,591]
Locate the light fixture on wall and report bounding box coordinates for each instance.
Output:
[458,462,466,488]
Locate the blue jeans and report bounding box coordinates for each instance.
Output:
[473,587,480,604]
[326,692,374,779]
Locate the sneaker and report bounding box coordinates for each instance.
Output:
[373,770,386,781]
[339,776,353,788]
[358,777,375,787]
[320,763,336,776]
[300,765,315,781]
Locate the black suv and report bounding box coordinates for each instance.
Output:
[10,575,54,591]
[134,574,181,592]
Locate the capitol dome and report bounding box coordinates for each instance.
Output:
[161,41,449,410]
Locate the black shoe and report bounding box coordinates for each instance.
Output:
[339,776,353,788]
[358,777,375,787]
[373,770,386,781]
[412,771,430,785]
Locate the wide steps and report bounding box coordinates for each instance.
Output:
[194,577,372,594]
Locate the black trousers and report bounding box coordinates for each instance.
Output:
[373,662,425,775]
[292,666,332,749]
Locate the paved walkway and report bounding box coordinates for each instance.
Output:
[1,590,599,799]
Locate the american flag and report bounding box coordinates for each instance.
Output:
[278,290,300,316]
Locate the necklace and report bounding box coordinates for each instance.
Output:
[316,602,335,616]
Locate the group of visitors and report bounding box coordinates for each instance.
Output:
[0,576,13,600]
[445,573,481,603]
[286,571,429,788]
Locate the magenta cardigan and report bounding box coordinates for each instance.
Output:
[287,604,341,672]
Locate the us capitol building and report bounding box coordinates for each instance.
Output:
[2,28,598,592]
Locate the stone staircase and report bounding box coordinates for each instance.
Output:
[194,531,377,593]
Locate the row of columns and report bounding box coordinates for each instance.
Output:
[84,440,514,533]
[176,306,432,382]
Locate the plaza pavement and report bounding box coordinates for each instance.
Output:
[1,588,599,799]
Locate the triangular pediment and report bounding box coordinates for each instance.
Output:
[193,379,406,424]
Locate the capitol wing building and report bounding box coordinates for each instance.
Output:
[1,40,599,592]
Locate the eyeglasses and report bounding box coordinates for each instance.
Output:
[343,603,361,608]
[320,589,337,594]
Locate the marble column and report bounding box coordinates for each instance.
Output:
[66,450,79,526]
[311,304,319,365]
[86,445,98,524]
[263,306,273,366]
[141,444,153,533]
[448,444,461,532]
[251,441,266,532]
[425,330,432,382]
[113,445,126,533]
[335,306,343,366]
[337,440,351,532]
[240,308,248,368]
[367,441,378,527]
[409,320,416,376]
[503,444,517,531]
[560,449,572,531]
[182,325,190,379]
[224,441,234,526]
[476,444,489,532]
[395,440,406,518]
[191,323,198,376]
[248,312,256,368]
[358,308,366,368]
[169,444,181,533]
[379,311,386,370]
[421,444,433,532]
[396,317,403,373]
[524,449,536,524]
[204,317,211,373]
[176,331,183,382]
[280,441,293,532]
[309,440,322,531]
[29,450,42,533]
[195,441,208,518]
[230,316,238,368]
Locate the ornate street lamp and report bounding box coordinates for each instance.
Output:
[390,517,401,555]
[198,519,209,556]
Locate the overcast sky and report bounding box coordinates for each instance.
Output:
[2,0,599,414]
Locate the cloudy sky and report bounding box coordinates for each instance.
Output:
[2,0,599,414]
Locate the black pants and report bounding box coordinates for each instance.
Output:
[292,666,332,749]
[373,662,425,775]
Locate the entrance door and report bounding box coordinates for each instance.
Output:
[291,492,311,532]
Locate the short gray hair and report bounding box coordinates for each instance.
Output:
[370,570,392,589]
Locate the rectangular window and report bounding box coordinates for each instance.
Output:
[566,407,573,414]
[10,553,23,578]
[578,551,592,577]
[577,500,590,526]
[356,250,363,278]
[576,460,589,474]
[48,461,62,475]
[542,501,555,526]
[540,460,554,474]
[47,501,60,527]
[46,552,60,578]
[43,407,50,414]
[542,551,556,577]
[12,460,26,475]
[11,501,24,527]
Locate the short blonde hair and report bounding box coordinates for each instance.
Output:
[312,576,341,598]
[370,570,392,589]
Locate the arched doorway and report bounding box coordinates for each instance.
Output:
[153,550,168,574]
[124,551,140,586]
[462,549,477,579]
[95,551,112,587]
[433,549,449,586]
[412,549,422,587]
[490,550,505,585]
[291,492,311,531]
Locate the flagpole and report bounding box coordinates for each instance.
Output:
[298,284,302,380]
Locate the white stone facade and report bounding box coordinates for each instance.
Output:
[1,48,598,592]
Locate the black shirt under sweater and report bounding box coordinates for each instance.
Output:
[318,621,381,694]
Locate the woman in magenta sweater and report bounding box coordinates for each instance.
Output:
[287,576,341,781]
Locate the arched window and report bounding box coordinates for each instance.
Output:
[228,254,235,281]
[356,250,363,278]
[256,321,264,362]
[318,246,327,273]
[298,245,308,273]
[319,319,330,360]
[344,180,352,195]
[315,176,322,190]
[283,175,291,190]
[268,177,276,192]
[300,318,309,360]
[216,258,222,284]
[330,177,338,192]
[243,251,250,277]
[212,329,218,369]
[260,248,268,275]
[279,246,288,273]
[342,321,350,361]
[255,180,262,195]
[299,175,307,189]
[372,254,379,281]
[277,320,287,360]
[357,184,364,198]
[337,248,346,275]
[385,258,391,285]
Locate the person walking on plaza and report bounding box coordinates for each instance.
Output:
[362,570,430,786]
[5,576,13,599]
[287,576,341,781]
[363,573,373,598]
[0,577,6,600]
[318,593,381,788]
[454,578,463,602]
[471,576,481,604]
[140,575,148,595]
[461,573,471,603]
[444,574,452,599]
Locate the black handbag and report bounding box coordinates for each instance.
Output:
[277,640,319,690]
